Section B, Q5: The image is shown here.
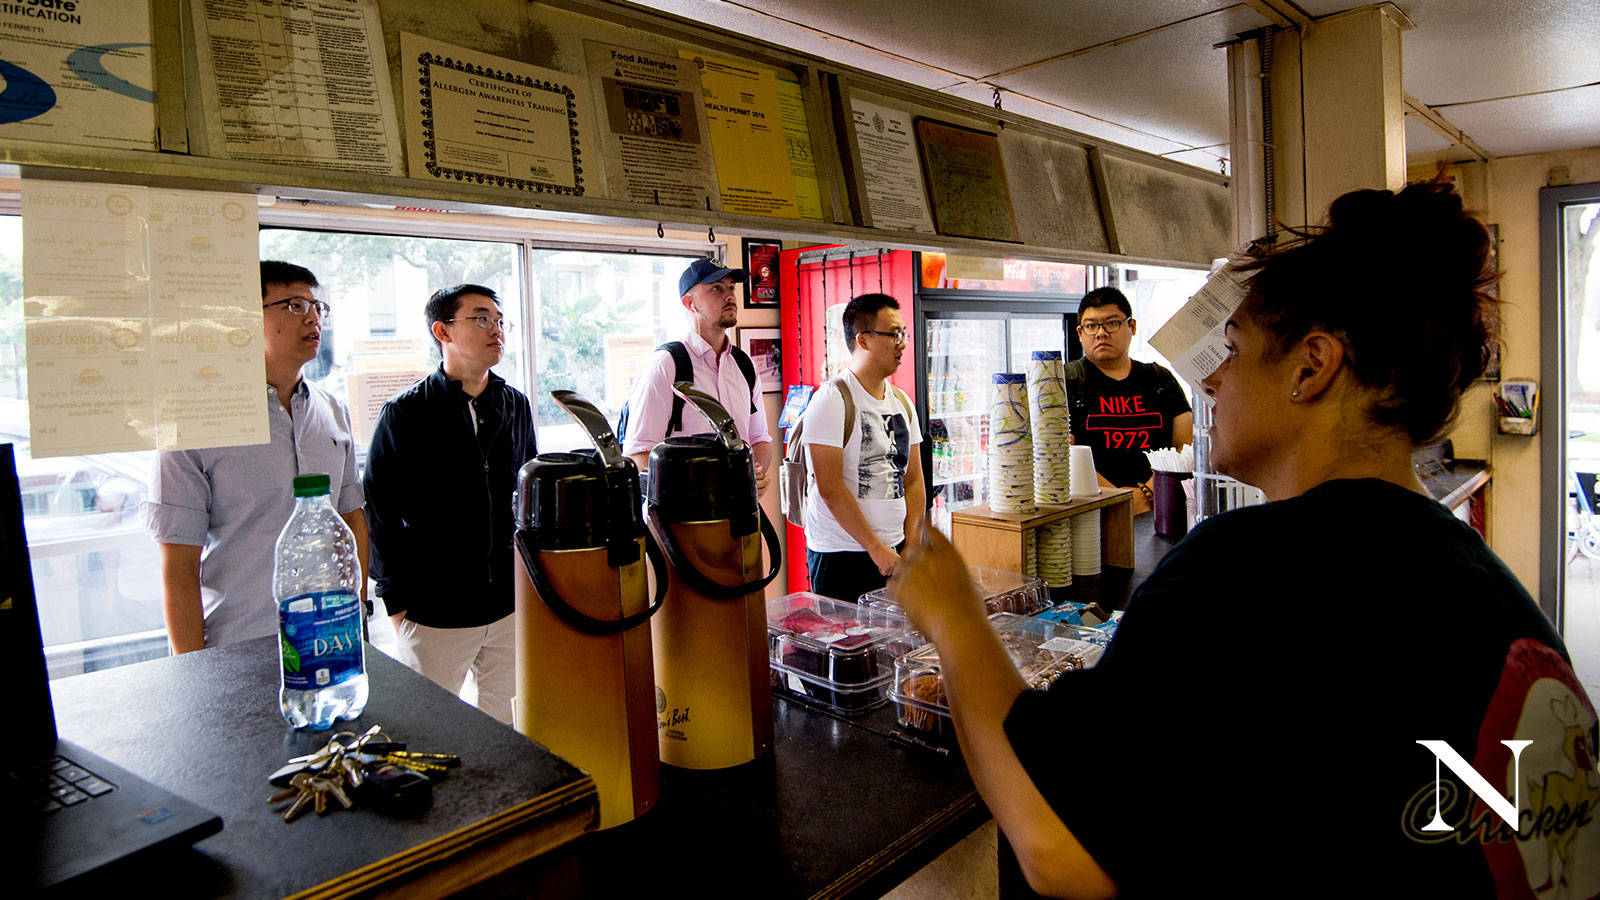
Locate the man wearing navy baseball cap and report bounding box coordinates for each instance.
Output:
[621,257,774,494]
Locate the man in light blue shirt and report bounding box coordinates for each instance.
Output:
[142,261,368,652]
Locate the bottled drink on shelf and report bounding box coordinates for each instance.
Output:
[274,473,367,730]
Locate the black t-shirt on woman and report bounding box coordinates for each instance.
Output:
[1004,479,1599,898]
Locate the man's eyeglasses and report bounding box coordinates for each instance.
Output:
[444,315,512,332]
[1077,318,1128,336]
[263,297,330,318]
[863,329,909,345]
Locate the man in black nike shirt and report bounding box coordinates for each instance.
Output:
[1064,287,1193,514]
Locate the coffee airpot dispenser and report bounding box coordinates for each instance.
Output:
[646,383,782,770]
[514,390,667,828]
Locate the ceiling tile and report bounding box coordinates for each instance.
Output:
[991,6,1261,151]
[1402,0,1600,105]
[684,0,1243,80]
[1163,148,1231,173]
[1295,0,1600,105]
[1439,85,1600,158]
[1404,116,1456,154]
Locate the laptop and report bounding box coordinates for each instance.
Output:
[1,443,223,892]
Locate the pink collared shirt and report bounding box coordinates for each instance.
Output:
[622,330,773,455]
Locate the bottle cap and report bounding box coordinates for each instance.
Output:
[293,473,332,497]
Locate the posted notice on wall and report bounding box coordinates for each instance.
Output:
[775,70,824,221]
[848,95,935,234]
[21,180,267,457]
[402,33,594,196]
[584,41,715,210]
[0,1,155,150]
[345,337,431,445]
[678,50,798,219]
[189,0,402,175]
[1148,262,1252,394]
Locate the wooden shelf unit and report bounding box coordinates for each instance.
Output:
[949,488,1136,574]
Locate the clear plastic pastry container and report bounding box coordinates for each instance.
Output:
[766,592,918,715]
[889,614,1107,741]
[859,565,1049,617]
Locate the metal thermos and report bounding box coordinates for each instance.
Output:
[646,383,782,770]
[514,391,666,828]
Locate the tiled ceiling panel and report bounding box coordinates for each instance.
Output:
[1439,86,1600,158]
[1297,0,1600,105]
[623,0,1597,171]
[1404,117,1456,155]
[991,5,1264,151]
[1401,0,1600,105]
[688,0,1240,80]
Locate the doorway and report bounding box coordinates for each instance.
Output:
[1547,182,1600,699]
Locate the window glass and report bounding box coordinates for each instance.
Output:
[257,229,524,455]
[921,253,1087,294]
[0,216,167,677]
[1112,263,1209,403]
[529,248,704,451]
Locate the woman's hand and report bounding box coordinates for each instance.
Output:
[888,523,986,642]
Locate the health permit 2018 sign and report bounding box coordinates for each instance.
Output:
[401,33,594,196]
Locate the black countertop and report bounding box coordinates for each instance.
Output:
[49,638,596,898]
[576,693,984,900]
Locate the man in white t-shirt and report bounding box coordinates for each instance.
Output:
[800,292,925,603]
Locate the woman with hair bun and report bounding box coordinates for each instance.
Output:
[892,182,1599,898]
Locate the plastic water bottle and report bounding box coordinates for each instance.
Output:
[274,473,367,730]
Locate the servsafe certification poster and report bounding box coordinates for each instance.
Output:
[847,95,935,234]
[21,180,267,456]
[0,1,155,150]
[677,50,797,218]
[402,33,594,196]
[585,40,716,209]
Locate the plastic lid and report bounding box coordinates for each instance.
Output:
[292,473,331,497]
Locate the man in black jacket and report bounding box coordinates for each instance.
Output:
[362,284,536,724]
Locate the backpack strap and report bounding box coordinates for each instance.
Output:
[889,384,914,426]
[784,376,854,461]
[727,345,759,415]
[660,341,693,436]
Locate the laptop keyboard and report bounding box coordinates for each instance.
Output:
[36,756,117,811]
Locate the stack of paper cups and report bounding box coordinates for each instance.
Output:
[1035,520,1073,587]
[988,374,1036,513]
[1069,445,1100,497]
[1027,351,1072,505]
[1023,530,1038,578]
[1070,514,1101,576]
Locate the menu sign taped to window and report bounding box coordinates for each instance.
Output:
[678,50,799,219]
[0,0,155,151]
[585,40,715,210]
[21,180,267,457]
[402,33,593,196]
[1148,263,1252,393]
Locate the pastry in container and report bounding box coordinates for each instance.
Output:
[889,614,1107,741]
[860,565,1050,619]
[766,592,916,715]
